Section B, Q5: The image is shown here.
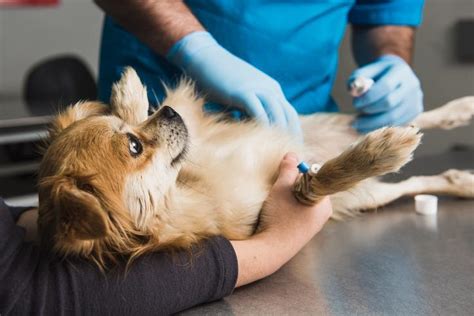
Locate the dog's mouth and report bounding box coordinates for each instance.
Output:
[170,120,189,167]
[171,141,188,167]
[155,106,189,167]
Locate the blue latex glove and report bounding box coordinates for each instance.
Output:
[349,54,423,133]
[167,31,302,138]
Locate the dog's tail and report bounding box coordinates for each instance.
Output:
[293,126,422,205]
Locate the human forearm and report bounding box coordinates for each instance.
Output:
[229,155,333,288]
[230,228,315,287]
[351,25,415,65]
[94,0,204,55]
[231,186,332,288]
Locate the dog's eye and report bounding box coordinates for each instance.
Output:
[78,182,95,194]
[127,133,143,157]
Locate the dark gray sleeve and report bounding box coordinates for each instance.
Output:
[5,203,31,222]
[0,198,238,315]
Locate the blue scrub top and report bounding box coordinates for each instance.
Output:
[98,0,424,114]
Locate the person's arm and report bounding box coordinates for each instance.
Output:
[15,153,331,291]
[16,206,38,241]
[346,0,425,133]
[2,202,237,315]
[351,25,415,65]
[7,153,331,313]
[94,0,302,137]
[231,153,332,287]
[94,0,204,56]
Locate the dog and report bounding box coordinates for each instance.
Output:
[37,67,474,267]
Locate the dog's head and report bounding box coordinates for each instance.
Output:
[38,68,188,265]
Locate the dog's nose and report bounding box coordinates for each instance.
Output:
[161,106,177,119]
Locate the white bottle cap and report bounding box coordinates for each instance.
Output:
[309,163,322,176]
[415,195,438,215]
[349,77,375,97]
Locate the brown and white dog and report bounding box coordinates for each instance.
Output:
[37,68,474,266]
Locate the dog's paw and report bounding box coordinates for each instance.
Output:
[361,126,422,174]
[442,169,474,198]
[307,126,422,197]
[435,97,474,129]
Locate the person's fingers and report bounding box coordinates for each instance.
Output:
[320,197,334,219]
[236,94,270,125]
[349,58,393,83]
[275,152,299,187]
[203,101,226,113]
[354,107,402,133]
[204,101,246,120]
[358,84,418,115]
[353,66,406,109]
[312,196,333,225]
[354,93,423,133]
[282,100,303,140]
[259,94,287,128]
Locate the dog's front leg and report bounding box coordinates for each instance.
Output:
[293,126,421,205]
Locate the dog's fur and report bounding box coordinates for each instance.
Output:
[37,68,474,267]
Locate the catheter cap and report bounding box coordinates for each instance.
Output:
[415,194,438,215]
[349,77,375,97]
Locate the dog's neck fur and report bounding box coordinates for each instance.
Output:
[132,150,270,247]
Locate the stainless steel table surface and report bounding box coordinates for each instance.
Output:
[181,147,474,315]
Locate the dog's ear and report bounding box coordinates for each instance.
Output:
[49,101,108,140]
[52,177,110,240]
[110,67,149,125]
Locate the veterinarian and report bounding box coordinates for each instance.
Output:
[0,154,332,314]
[96,0,424,135]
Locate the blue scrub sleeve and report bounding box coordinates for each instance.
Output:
[349,0,425,26]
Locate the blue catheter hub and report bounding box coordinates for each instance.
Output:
[297,162,310,174]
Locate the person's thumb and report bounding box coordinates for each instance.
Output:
[349,56,392,83]
[275,152,299,187]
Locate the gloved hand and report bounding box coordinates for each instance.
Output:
[167,31,302,138]
[349,54,423,133]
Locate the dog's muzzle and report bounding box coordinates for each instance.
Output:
[153,105,188,165]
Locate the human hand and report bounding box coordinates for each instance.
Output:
[259,152,332,242]
[230,152,332,287]
[17,208,38,242]
[167,32,302,138]
[349,54,423,133]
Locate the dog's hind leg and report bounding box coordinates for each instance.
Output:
[413,96,474,130]
[330,169,474,218]
[293,126,422,205]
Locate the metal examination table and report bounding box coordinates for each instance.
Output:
[182,147,474,315]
